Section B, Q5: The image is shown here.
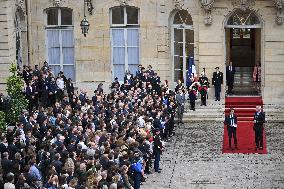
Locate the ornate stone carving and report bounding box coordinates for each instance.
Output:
[115,0,132,6]
[232,0,255,11]
[274,0,284,25]
[51,0,65,7]
[16,0,26,14]
[200,0,215,25]
[173,0,185,10]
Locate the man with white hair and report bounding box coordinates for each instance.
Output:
[253,106,265,150]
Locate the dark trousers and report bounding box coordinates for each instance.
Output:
[190,100,195,110]
[227,82,233,94]
[133,172,142,189]
[201,95,206,106]
[214,84,221,100]
[177,105,184,123]
[164,123,169,139]
[154,152,161,171]
[169,118,174,136]
[255,127,263,148]
[145,157,151,173]
[227,126,237,148]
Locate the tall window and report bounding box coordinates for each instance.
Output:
[172,10,194,83]
[110,7,139,81]
[45,8,75,80]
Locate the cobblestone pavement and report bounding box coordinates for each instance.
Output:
[142,121,284,189]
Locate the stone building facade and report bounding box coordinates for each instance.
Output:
[0,0,283,104]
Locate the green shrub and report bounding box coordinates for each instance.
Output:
[6,63,28,125]
[0,111,6,132]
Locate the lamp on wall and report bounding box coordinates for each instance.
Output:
[80,0,90,37]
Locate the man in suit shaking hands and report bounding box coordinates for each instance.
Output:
[225,108,238,150]
[253,106,265,150]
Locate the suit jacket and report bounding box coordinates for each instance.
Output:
[176,93,185,106]
[225,114,237,127]
[25,86,35,99]
[212,71,223,86]
[254,111,265,130]
[226,66,235,83]
[153,134,163,154]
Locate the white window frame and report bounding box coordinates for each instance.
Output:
[110,7,140,81]
[111,28,140,72]
[110,6,140,27]
[45,8,75,79]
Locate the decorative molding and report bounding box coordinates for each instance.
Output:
[115,0,132,6]
[200,0,215,25]
[232,0,255,11]
[51,0,65,7]
[274,0,284,25]
[173,0,185,10]
[15,0,26,14]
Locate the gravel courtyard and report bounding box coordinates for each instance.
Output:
[142,121,284,189]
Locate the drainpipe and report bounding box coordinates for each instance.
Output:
[26,0,32,66]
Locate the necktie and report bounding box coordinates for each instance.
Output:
[231,115,233,126]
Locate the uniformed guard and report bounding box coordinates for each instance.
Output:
[212,67,223,101]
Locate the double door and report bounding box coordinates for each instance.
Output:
[172,26,194,83]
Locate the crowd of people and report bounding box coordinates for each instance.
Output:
[0,63,179,189]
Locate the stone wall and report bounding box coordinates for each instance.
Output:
[0,0,284,103]
[0,0,18,94]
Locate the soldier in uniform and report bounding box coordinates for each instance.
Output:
[212,67,223,101]
[253,106,265,150]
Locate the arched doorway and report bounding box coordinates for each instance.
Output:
[171,10,194,84]
[225,9,262,96]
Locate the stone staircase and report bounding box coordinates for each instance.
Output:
[182,99,224,122]
[180,98,284,123]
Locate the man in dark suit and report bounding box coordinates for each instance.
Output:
[225,108,238,150]
[153,128,163,173]
[253,106,265,150]
[226,61,236,95]
[212,67,223,101]
[25,81,35,112]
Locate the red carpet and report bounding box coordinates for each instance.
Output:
[222,97,267,154]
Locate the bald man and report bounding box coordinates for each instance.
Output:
[253,106,265,150]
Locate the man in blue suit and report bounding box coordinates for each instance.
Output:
[253,106,265,150]
[226,61,236,95]
[225,108,238,150]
